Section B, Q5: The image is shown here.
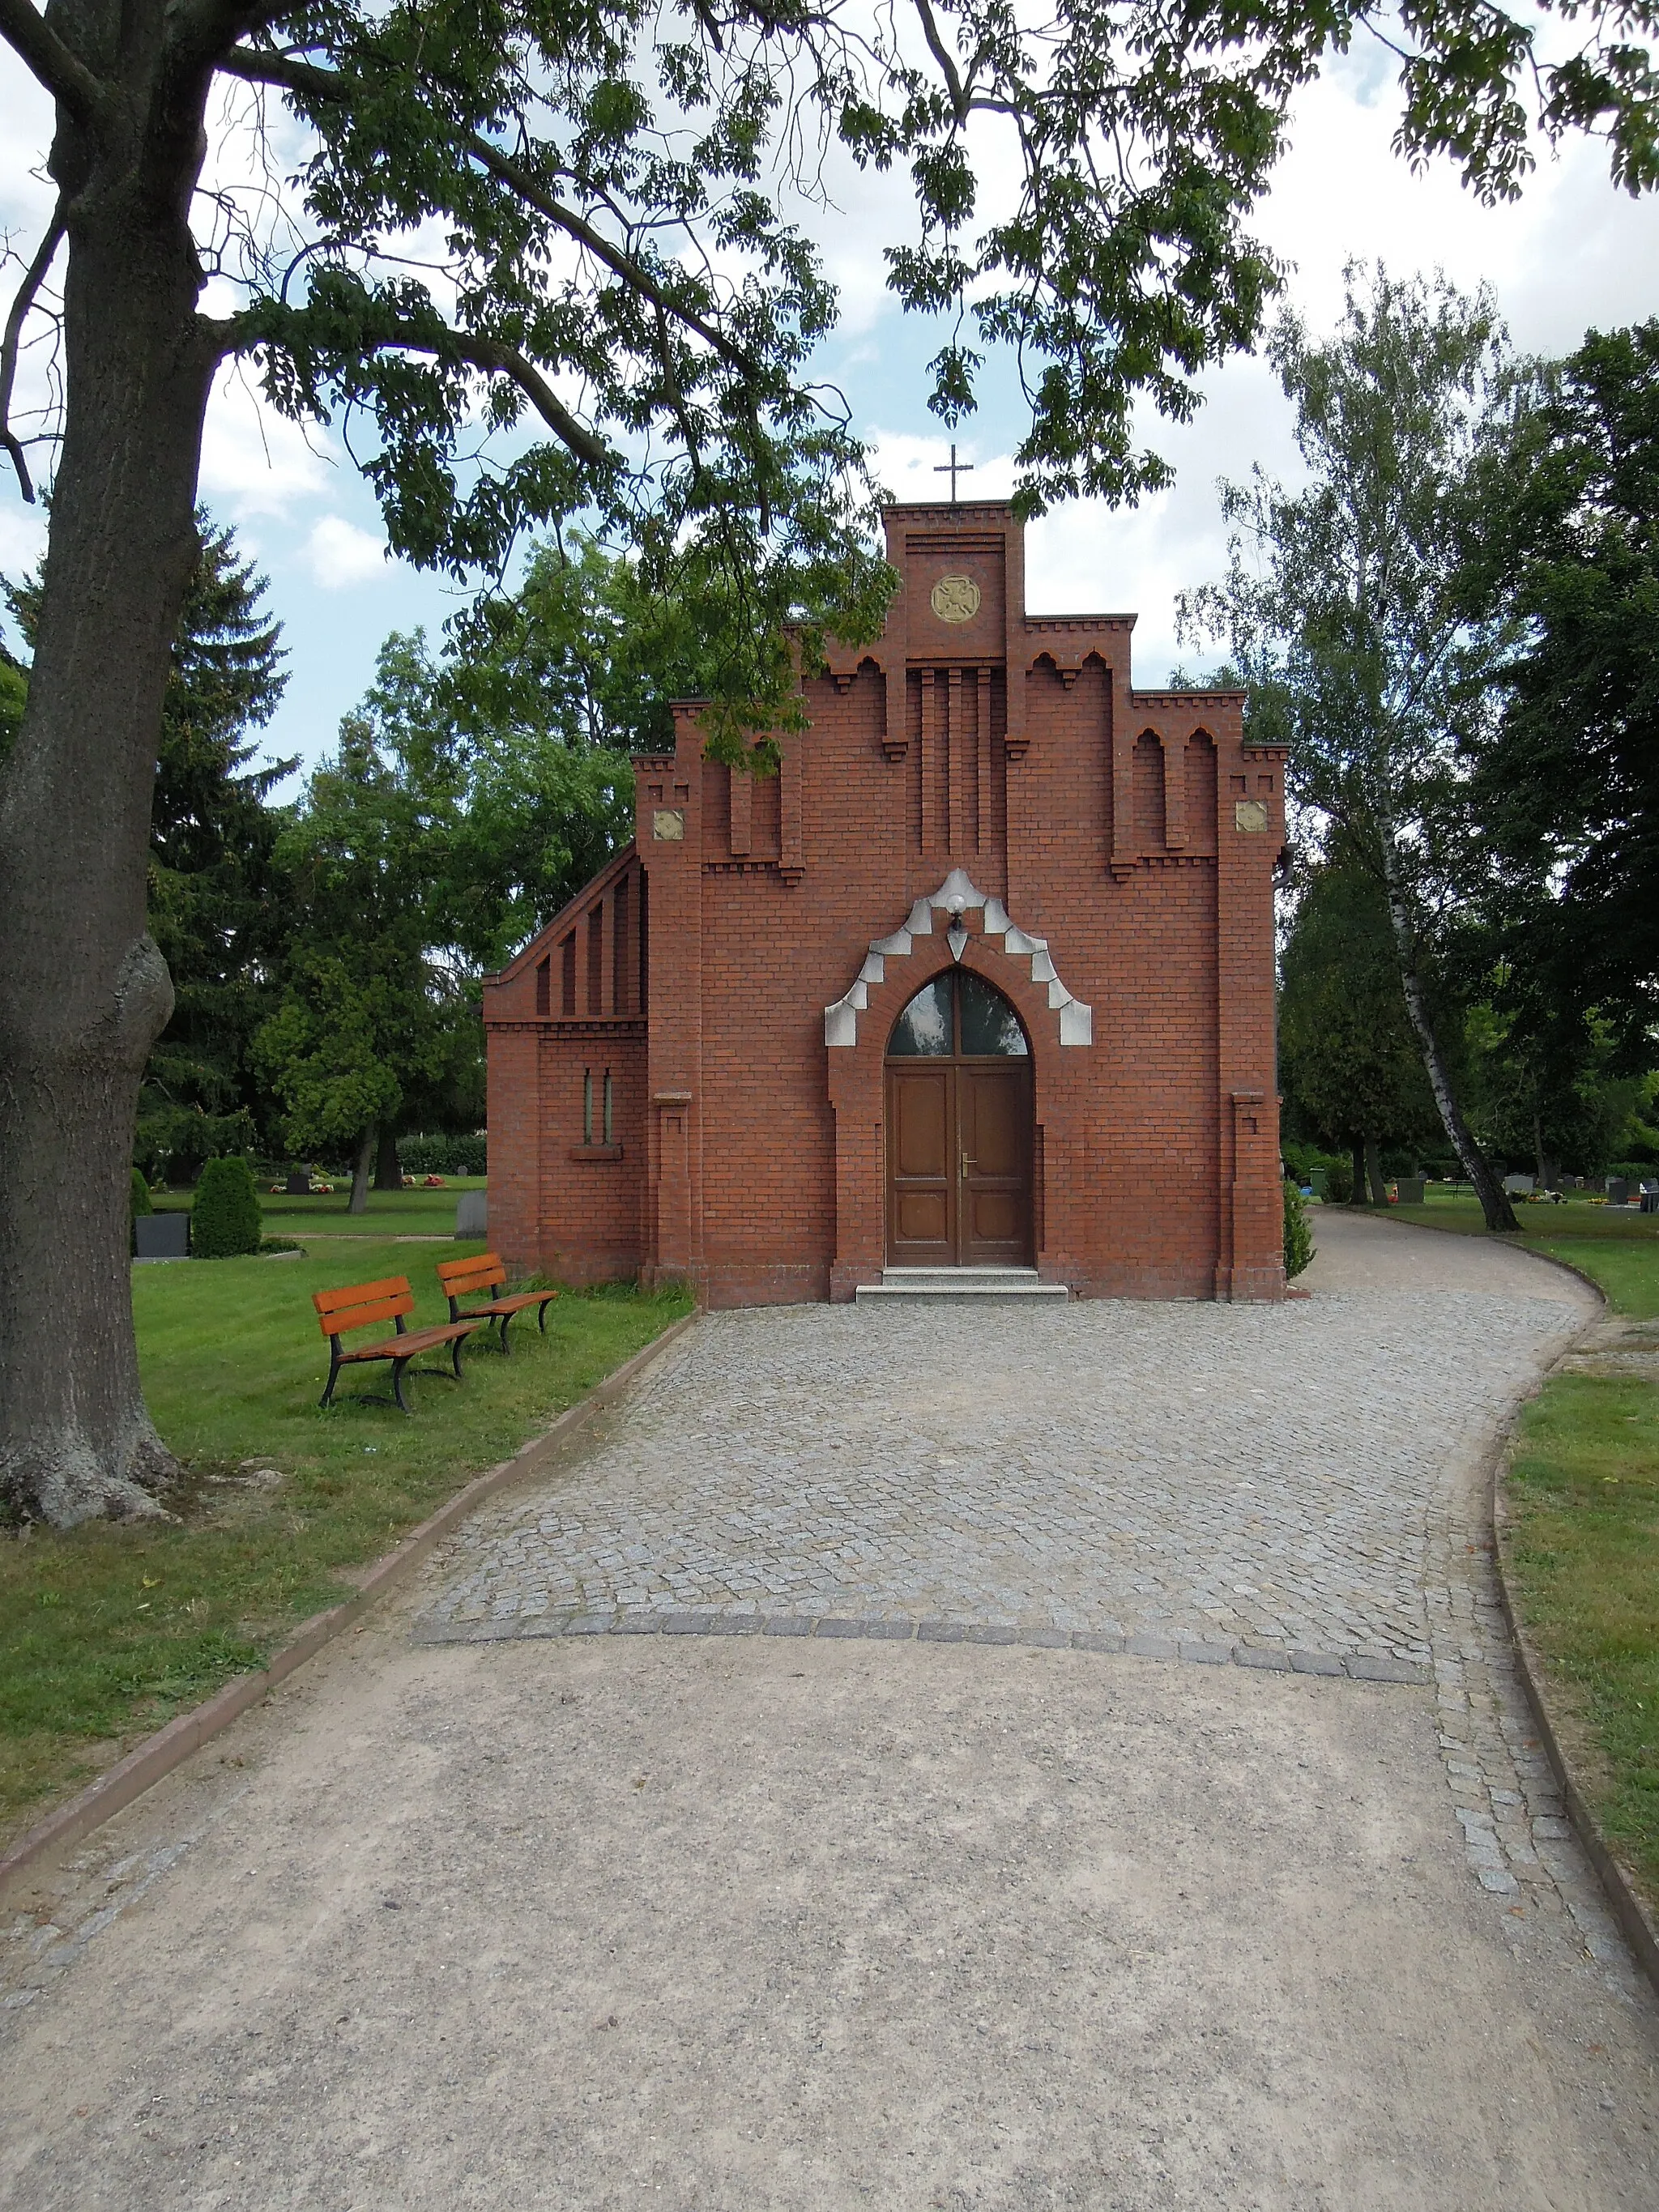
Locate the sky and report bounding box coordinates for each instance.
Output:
[2,32,1657,791]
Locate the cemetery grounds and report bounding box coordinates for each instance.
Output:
[1388,1189,1659,1912]
[0,1180,691,1849]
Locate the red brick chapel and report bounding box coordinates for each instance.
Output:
[483,501,1287,1305]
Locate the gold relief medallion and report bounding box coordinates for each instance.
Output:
[929,573,982,624]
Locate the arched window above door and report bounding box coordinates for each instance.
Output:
[887,971,1030,1059]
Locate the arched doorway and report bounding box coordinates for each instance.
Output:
[885,970,1034,1267]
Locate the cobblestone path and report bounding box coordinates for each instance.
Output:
[417,1222,1625,1924]
[420,1284,1580,1673]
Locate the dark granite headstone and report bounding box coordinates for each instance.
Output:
[134,1213,190,1259]
[285,1170,312,1195]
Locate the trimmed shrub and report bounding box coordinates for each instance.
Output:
[398,1131,488,1177]
[1323,1155,1354,1204]
[191,1155,263,1258]
[130,1167,153,1218]
[1284,1180,1315,1281]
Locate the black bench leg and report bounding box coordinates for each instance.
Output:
[538,1298,551,1334]
[499,1311,516,1357]
[451,1335,467,1383]
[320,1346,342,1409]
[391,1356,415,1413]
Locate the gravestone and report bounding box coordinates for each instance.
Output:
[134,1213,190,1260]
[1395,1178,1426,1206]
[1502,1174,1534,1196]
[1609,1180,1631,1204]
[285,1170,311,1196]
[455,1191,488,1239]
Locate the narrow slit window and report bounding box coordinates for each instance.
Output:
[603,1069,614,1145]
[535,957,550,1017]
[582,1068,594,1145]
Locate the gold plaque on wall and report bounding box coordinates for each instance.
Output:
[652,808,686,841]
[929,573,982,624]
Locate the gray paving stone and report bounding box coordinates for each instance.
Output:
[1348,1655,1427,1685]
[1290,1651,1346,1677]
[1235,1646,1293,1673]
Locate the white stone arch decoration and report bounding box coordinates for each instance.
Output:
[825,868,1093,1050]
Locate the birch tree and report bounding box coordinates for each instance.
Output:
[1181,266,1523,1231]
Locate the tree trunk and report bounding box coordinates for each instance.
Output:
[1376,829,1520,1233]
[1364,1137,1388,1207]
[0,87,222,1523]
[1350,1140,1366,1207]
[1532,1111,1556,1195]
[348,1131,376,1215]
[373,1125,403,1191]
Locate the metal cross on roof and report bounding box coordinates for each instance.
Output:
[932,443,974,502]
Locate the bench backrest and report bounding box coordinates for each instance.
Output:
[436,1253,507,1300]
[313,1276,415,1338]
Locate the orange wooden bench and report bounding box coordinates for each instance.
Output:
[434,1252,559,1355]
[313,1276,481,1412]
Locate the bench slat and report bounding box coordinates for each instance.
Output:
[314,1277,416,1338]
[314,1275,410,1315]
[437,1255,505,1295]
[336,1321,477,1362]
[457,1291,558,1319]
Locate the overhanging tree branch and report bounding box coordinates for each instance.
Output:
[0,0,110,123]
[218,45,763,382]
[0,202,65,501]
[387,325,617,471]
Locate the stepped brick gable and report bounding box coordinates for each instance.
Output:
[483,501,1287,1303]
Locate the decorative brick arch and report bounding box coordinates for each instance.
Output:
[824,868,1092,1051]
[823,871,1090,1298]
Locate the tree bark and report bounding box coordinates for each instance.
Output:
[1532,1111,1557,1195]
[348,1131,376,1215]
[1376,828,1520,1233]
[1364,1136,1388,1207]
[373,1125,403,1191]
[1349,1140,1366,1207]
[0,66,223,1522]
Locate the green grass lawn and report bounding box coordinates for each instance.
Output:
[1386,1188,1659,1316]
[151,1174,487,1239]
[1362,1191,1659,1907]
[0,1243,690,1851]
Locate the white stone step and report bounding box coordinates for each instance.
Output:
[855,1267,1068,1302]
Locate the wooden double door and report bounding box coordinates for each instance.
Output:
[885,970,1034,1268]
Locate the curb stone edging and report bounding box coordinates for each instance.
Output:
[410,1605,1431,1684]
[1491,1438,1659,1999]
[0,1309,701,1905]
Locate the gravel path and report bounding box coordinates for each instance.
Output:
[3,1211,1655,2210]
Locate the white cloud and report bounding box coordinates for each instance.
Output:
[199,361,337,520]
[304,514,390,588]
[0,497,46,584]
[865,427,1017,504]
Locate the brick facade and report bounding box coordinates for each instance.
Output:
[483,501,1287,1305]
